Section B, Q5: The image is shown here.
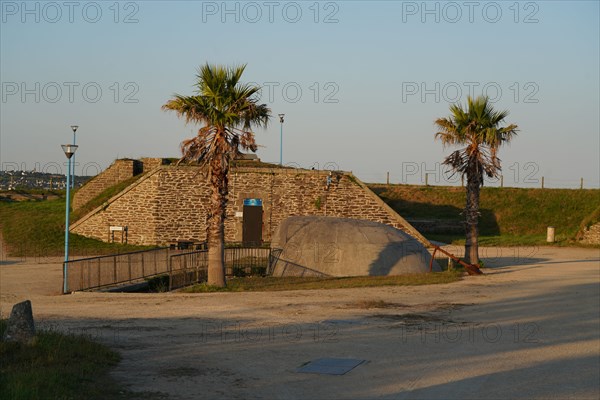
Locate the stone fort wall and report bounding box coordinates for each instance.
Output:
[72,158,168,211]
[71,166,429,246]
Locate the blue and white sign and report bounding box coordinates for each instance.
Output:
[243,198,262,207]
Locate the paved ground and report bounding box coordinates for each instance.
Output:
[1,246,599,399]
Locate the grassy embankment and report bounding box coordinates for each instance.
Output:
[181,271,463,293]
[371,184,600,246]
[0,176,150,257]
[2,180,597,258]
[0,320,128,399]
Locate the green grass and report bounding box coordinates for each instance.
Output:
[0,197,151,257]
[1,188,65,198]
[427,233,551,247]
[181,270,463,293]
[227,256,269,277]
[146,274,170,292]
[371,184,600,246]
[0,319,123,399]
[576,205,600,240]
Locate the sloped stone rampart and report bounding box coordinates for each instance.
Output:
[72,159,142,210]
[71,166,430,246]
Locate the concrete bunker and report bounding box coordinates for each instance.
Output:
[271,216,440,277]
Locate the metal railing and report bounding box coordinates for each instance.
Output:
[63,247,171,293]
[169,250,208,290]
[63,243,476,293]
[429,245,483,275]
[168,247,274,290]
[64,245,291,293]
[225,246,271,277]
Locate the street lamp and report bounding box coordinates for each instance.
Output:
[61,143,78,293]
[278,114,285,165]
[70,125,78,188]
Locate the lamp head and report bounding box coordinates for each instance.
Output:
[278,113,285,123]
[61,144,78,159]
[71,125,79,133]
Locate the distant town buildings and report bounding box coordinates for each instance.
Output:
[0,170,91,191]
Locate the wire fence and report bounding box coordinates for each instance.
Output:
[357,171,600,190]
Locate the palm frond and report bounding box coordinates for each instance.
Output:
[435,95,518,186]
[163,63,272,169]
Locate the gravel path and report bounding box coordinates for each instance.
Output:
[1,246,599,399]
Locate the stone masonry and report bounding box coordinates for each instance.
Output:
[140,157,170,171]
[580,222,600,245]
[72,158,169,211]
[72,159,142,211]
[71,165,430,247]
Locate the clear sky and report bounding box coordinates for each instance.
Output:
[1,0,599,188]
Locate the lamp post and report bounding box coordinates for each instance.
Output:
[62,143,78,293]
[70,125,78,188]
[278,114,285,165]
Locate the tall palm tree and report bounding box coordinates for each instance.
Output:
[435,96,518,265]
[163,64,270,287]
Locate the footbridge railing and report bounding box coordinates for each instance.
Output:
[64,244,480,293]
[63,247,172,293]
[64,245,276,293]
[168,247,274,290]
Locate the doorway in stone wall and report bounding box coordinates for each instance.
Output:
[243,198,263,246]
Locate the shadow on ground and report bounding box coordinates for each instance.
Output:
[34,277,600,400]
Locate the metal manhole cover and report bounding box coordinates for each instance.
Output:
[297,358,366,375]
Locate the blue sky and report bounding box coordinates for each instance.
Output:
[1,0,599,188]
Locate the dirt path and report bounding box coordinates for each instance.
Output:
[1,246,599,399]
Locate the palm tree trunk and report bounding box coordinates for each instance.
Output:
[464,169,480,265]
[206,154,228,287]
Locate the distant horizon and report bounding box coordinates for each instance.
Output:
[1,155,596,191]
[2,1,598,190]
